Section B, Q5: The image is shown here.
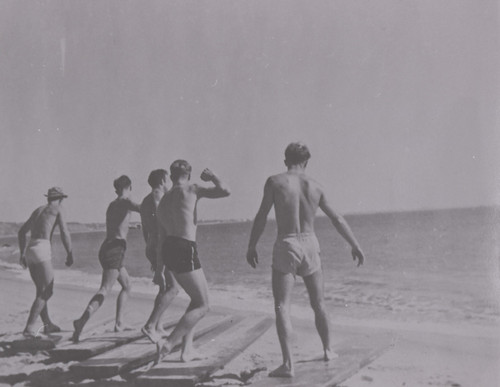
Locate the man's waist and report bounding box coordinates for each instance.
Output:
[277,232,316,239]
[165,234,196,243]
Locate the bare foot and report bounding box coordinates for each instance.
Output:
[142,326,161,343]
[72,319,83,343]
[22,329,37,339]
[269,364,294,378]
[44,323,61,334]
[154,338,172,365]
[114,324,133,332]
[180,349,206,362]
[324,349,338,361]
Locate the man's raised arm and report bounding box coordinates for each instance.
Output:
[197,168,231,198]
[319,191,365,267]
[246,178,274,268]
[127,199,142,213]
[139,205,150,243]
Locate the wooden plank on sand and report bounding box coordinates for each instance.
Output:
[3,332,71,352]
[135,315,274,387]
[249,332,394,387]
[50,320,178,361]
[70,313,240,379]
[1,317,115,353]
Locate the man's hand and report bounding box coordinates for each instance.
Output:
[65,251,74,267]
[246,247,259,269]
[351,247,365,267]
[200,168,216,182]
[20,255,27,269]
[153,270,166,292]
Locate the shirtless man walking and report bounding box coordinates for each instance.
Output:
[246,142,365,378]
[140,169,178,338]
[73,175,141,342]
[18,187,73,337]
[152,160,230,363]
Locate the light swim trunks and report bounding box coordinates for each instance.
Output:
[25,239,52,266]
[272,233,321,277]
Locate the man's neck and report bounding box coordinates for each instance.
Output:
[287,165,306,174]
[173,178,189,186]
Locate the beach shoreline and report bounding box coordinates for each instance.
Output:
[1,206,499,386]
[1,258,499,386]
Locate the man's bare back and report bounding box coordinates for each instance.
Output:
[105,198,139,240]
[268,171,323,236]
[157,183,199,242]
[28,205,63,240]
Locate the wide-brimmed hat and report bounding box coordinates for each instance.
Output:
[44,187,68,199]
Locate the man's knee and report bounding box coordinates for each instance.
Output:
[274,302,289,314]
[310,298,326,314]
[90,293,105,308]
[162,281,179,296]
[191,298,209,315]
[122,282,132,294]
[38,280,54,300]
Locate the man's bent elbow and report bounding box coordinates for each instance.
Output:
[330,214,346,228]
[220,187,231,197]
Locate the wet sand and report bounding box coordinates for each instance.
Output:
[0,263,499,387]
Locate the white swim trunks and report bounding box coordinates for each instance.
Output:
[25,239,52,266]
[272,233,321,277]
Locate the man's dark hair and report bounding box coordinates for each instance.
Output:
[285,142,311,166]
[170,160,192,181]
[113,175,132,193]
[148,169,168,189]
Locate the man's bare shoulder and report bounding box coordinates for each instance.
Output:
[302,174,323,189]
[268,172,321,185]
[267,173,287,185]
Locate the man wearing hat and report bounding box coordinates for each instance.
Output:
[18,187,74,337]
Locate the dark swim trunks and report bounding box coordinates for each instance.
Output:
[162,236,201,274]
[99,239,126,270]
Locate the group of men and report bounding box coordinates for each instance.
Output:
[18,142,365,378]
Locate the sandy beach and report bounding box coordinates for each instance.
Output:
[0,250,499,387]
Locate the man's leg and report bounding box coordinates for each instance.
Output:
[24,261,55,336]
[115,267,132,331]
[269,269,295,378]
[143,269,178,342]
[72,269,119,342]
[303,269,336,360]
[156,268,209,362]
[156,270,178,335]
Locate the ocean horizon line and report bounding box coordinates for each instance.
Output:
[0,204,497,239]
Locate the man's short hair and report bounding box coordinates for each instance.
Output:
[113,175,132,193]
[170,160,192,180]
[285,142,311,165]
[147,169,168,188]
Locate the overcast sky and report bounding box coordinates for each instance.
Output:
[1,0,498,223]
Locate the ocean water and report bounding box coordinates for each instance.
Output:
[2,207,499,324]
